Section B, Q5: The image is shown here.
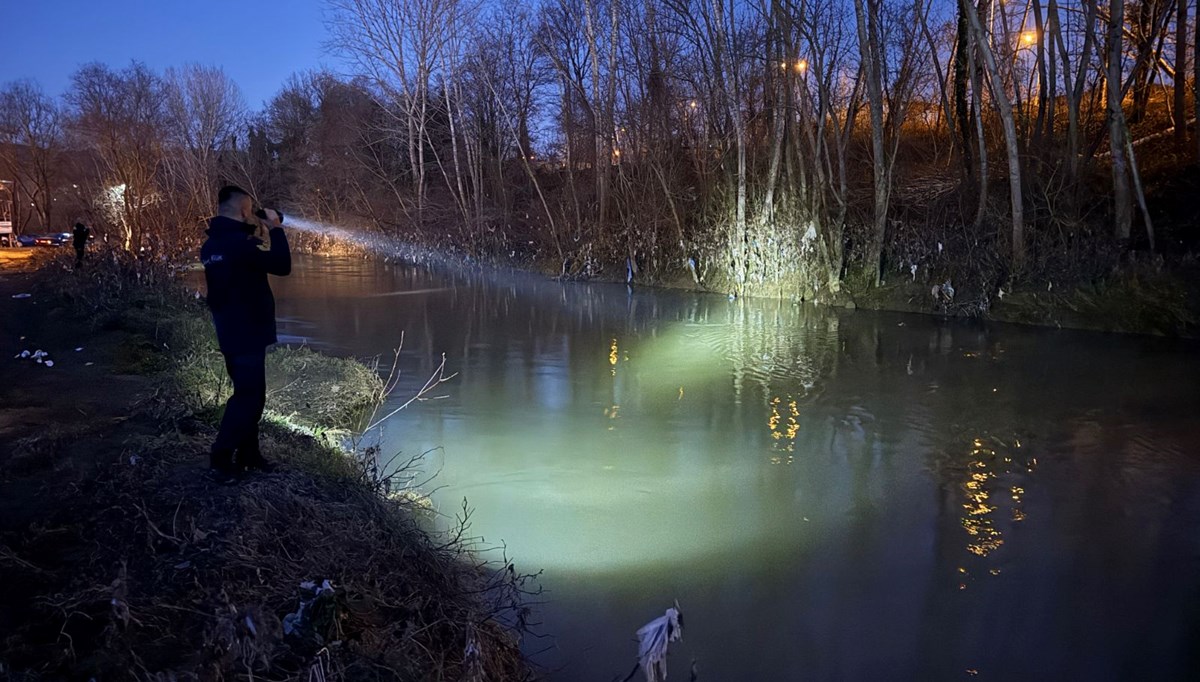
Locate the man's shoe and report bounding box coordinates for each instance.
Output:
[239,454,275,474]
[208,464,243,485]
[209,450,242,484]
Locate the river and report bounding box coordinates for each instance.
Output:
[269,254,1200,680]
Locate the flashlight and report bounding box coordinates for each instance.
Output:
[254,208,285,224]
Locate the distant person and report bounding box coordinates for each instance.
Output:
[200,185,291,481]
[72,222,90,267]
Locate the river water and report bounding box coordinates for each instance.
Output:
[268,255,1200,681]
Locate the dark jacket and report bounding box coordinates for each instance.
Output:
[200,216,291,355]
[72,225,89,248]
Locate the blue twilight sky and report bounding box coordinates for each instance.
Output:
[2,0,334,109]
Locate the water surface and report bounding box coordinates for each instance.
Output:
[270,255,1200,681]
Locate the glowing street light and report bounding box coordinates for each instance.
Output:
[796,59,808,73]
[1021,31,1037,46]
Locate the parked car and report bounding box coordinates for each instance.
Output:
[16,234,37,247]
[31,232,71,247]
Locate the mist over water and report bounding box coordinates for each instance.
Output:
[267,255,1200,681]
[283,217,459,270]
[286,217,363,242]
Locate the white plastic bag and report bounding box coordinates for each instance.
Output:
[636,603,683,682]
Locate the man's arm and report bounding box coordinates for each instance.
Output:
[250,226,291,276]
[243,210,291,276]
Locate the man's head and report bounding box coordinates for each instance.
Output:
[217,185,253,222]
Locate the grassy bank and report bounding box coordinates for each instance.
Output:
[846,258,1200,336]
[0,252,535,680]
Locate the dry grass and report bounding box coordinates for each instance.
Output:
[0,421,536,681]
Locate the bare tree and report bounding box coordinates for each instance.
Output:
[67,62,167,252]
[0,80,63,232]
[9,0,1176,301]
[1174,0,1188,146]
[854,0,890,285]
[1126,0,1172,124]
[961,0,1026,265]
[328,0,475,223]
[163,64,246,227]
[1107,0,1134,242]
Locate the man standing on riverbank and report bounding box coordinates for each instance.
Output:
[72,222,90,267]
[201,185,291,481]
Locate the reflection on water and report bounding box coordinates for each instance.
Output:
[268,256,1200,681]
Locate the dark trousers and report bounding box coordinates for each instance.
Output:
[74,245,85,266]
[212,349,267,465]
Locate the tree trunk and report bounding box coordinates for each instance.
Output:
[854,0,889,285]
[583,0,606,234]
[735,128,748,289]
[442,80,471,232]
[1060,0,1099,184]
[1125,128,1156,250]
[605,0,620,238]
[561,75,584,235]
[1128,0,1166,124]
[1108,0,1134,242]
[919,0,956,167]
[1195,0,1200,160]
[1045,0,1058,140]
[969,30,989,228]
[954,2,975,179]
[762,4,786,220]
[711,0,747,292]
[962,0,1025,265]
[1032,0,1050,146]
[407,102,419,207]
[417,86,428,224]
[1175,0,1188,146]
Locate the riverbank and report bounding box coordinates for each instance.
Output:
[847,258,1200,337]
[0,252,534,679]
[294,220,1200,338]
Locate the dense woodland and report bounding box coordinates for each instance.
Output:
[3,0,1199,301]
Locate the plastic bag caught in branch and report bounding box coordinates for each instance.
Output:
[636,602,683,682]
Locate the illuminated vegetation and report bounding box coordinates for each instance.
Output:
[1,0,1198,338]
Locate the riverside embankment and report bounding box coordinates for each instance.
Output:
[0,251,534,680]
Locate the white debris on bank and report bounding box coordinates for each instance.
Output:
[14,349,54,367]
[931,280,956,304]
[636,602,684,682]
[283,579,336,641]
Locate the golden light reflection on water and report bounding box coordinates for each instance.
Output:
[605,338,621,428]
[959,437,1030,565]
[768,395,800,459]
[961,440,1004,558]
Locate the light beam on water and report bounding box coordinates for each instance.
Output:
[267,254,1200,681]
